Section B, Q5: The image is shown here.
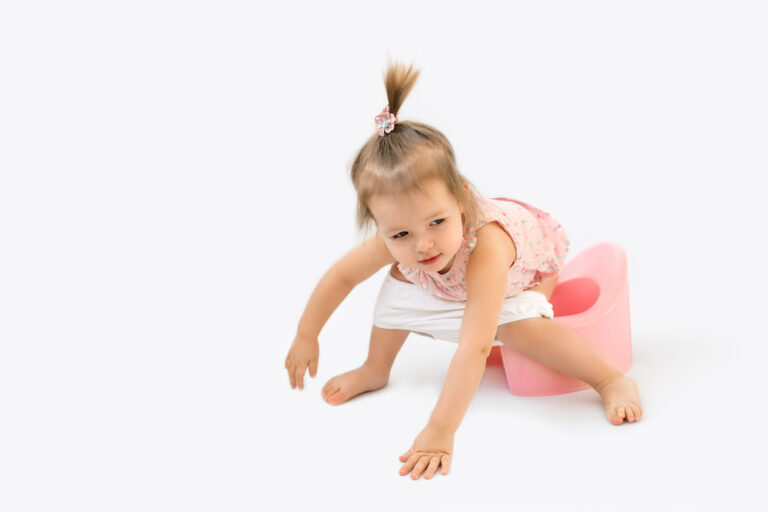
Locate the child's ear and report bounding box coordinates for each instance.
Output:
[461,182,470,211]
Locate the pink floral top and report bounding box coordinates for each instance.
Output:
[396,196,570,301]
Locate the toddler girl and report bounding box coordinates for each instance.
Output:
[284,61,642,480]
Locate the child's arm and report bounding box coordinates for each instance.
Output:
[285,232,395,389]
[431,222,515,429]
[399,222,515,479]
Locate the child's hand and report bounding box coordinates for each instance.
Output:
[284,334,319,390]
[398,425,454,480]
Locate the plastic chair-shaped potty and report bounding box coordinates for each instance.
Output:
[490,242,633,396]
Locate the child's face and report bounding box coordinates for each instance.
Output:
[369,177,467,273]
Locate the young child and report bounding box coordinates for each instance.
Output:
[284,61,643,480]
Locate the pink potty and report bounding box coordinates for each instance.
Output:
[491,242,633,396]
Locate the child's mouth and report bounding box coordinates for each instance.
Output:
[419,254,440,265]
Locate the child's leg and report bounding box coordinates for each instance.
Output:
[363,325,410,374]
[322,325,409,405]
[496,318,643,425]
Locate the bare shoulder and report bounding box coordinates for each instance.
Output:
[334,231,396,286]
[472,220,517,269]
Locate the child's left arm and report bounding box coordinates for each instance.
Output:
[398,222,516,479]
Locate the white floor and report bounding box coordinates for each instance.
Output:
[1,2,766,511]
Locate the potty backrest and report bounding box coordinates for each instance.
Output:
[551,242,627,321]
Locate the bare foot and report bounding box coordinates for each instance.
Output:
[321,364,390,405]
[594,374,643,425]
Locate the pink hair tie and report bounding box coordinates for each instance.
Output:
[374,105,398,136]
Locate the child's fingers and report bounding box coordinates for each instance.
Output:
[309,358,318,378]
[424,457,440,479]
[411,455,430,479]
[399,452,419,475]
[293,364,307,390]
[400,454,418,475]
[441,455,450,475]
[286,352,297,387]
[399,446,414,461]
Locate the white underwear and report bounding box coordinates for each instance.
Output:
[372,271,554,345]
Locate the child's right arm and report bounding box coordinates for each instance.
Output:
[284,232,395,390]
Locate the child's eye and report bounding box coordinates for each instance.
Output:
[392,219,445,240]
[392,220,443,240]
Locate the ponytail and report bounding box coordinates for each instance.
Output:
[384,61,420,118]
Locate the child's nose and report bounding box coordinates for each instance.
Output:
[415,237,434,252]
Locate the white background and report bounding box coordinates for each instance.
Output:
[1,1,766,510]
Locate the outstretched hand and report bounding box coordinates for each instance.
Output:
[399,425,454,480]
[284,334,319,390]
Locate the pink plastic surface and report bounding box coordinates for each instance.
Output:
[492,242,633,396]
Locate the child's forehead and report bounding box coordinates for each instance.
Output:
[370,181,457,225]
[372,180,450,209]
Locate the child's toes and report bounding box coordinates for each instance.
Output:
[626,407,636,422]
[327,390,347,405]
[607,406,623,425]
[323,384,340,401]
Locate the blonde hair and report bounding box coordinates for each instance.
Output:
[350,61,481,236]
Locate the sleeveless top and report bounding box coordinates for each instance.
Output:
[396,196,570,301]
